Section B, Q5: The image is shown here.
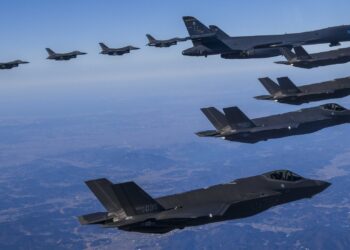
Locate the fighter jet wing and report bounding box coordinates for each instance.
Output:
[245,123,300,133]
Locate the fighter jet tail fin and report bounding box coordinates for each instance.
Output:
[277,77,301,94]
[112,182,164,216]
[258,77,280,95]
[45,48,55,56]
[279,47,296,61]
[146,34,156,42]
[99,43,109,51]
[209,25,230,39]
[293,46,312,59]
[223,107,256,129]
[201,107,230,130]
[85,178,123,212]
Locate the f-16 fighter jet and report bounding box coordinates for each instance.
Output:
[0,60,29,69]
[78,170,330,234]
[197,103,350,143]
[275,46,350,68]
[45,48,87,61]
[146,34,189,47]
[255,76,350,105]
[182,16,350,58]
[99,43,139,55]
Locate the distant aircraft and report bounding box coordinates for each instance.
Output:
[182,16,350,58]
[0,60,29,69]
[46,48,87,61]
[146,34,188,48]
[99,43,139,56]
[197,103,350,143]
[78,170,330,234]
[255,76,350,105]
[275,46,350,68]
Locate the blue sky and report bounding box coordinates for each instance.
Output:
[0,0,350,117]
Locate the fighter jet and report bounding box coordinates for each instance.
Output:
[0,60,29,69]
[99,43,139,56]
[146,34,189,48]
[45,48,87,61]
[78,170,330,234]
[197,103,350,143]
[182,16,350,58]
[255,76,350,105]
[275,46,350,69]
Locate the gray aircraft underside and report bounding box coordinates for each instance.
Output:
[256,76,350,104]
[276,46,350,68]
[197,103,350,143]
[182,16,350,58]
[78,170,330,234]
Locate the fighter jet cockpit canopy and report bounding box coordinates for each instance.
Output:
[321,103,347,112]
[265,170,303,182]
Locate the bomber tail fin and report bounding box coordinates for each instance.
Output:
[293,46,312,59]
[223,107,255,129]
[45,48,55,56]
[258,77,280,95]
[277,77,301,94]
[146,34,156,43]
[209,25,230,39]
[279,47,296,61]
[183,16,212,37]
[200,107,230,130]
[99,43,109,51]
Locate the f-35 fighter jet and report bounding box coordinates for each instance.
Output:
[0,60,29,69]
[146,34,188,47]
[45,48,87,61]
[197,103,350,143]
[99,43,139,55]
[182,16,350,58]
[78,170,330,234]
[255,76,350,105]
[275,46,350,68]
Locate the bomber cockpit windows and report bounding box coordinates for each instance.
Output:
[322,103,346,112]
[267,170,302,182]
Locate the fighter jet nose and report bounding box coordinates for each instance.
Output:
[314,180,332,191]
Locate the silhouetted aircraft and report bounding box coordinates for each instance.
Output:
[197,103,350,143]
[0,60,29,69]
[255,76,350,104]
[146,34,188,47]
[99,43,139,55]
[275,46,350,68]
[78,170,330,234]
[182,16,350,58]
[46,48,87,61]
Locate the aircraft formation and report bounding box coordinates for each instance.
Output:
[2,15,347,235]
[76,16,350,234]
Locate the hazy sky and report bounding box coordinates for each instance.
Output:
[0,0,350,117]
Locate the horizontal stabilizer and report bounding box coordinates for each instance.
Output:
[201,107,230,130]
[223,107,255,129]
[277,77,301,94]
[258,77,280,95]
[112,182,164,216]
[78,212,110,225]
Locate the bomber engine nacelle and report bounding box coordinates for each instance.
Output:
[182,45,213,57]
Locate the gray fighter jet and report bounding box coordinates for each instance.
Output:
[78,170,330,234]
[146,34,188,47]
[99,43,139,56]
[45,48,87,61]
[255,76,350,105]
[0,60,29,69]
[197,103,350,143]
[182,16,350,58]
[275,46,350,68]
